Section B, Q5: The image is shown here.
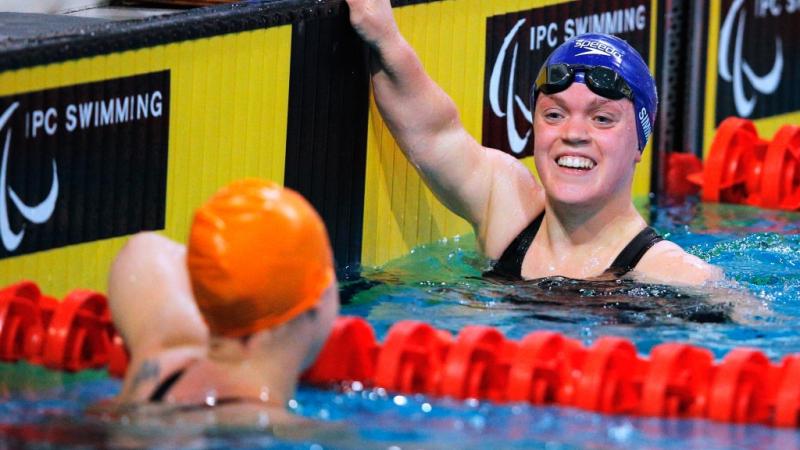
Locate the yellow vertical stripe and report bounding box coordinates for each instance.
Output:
[703,0,722,157]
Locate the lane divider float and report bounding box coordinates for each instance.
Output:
[1,280,798,428]
[665,116,800,210]
[303,317,800,428]
[0,281,128,377]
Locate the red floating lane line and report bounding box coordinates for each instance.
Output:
[107,332,129,379]
[640,343,713,418]
[703,117,759,203]
[708,348,771,424]
[692,117,800,211]
[575,337,644,414]
[0,295,45,363]
[486,338,519,403]
[41,290,111,372]
[774,355,800,427]
[301,316,377,386]
[666,153,703,198]
[2,280,800,429]
[440,326,506,400]
[507,331,584,405]
[374,320,449,395]
[762,125,800,208]
[0,280,41,303]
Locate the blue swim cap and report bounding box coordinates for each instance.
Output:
[532,33,658,151]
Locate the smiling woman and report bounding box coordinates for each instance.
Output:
[345,0,721,286]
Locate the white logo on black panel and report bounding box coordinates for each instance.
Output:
[489,19,532,155]
[718,0,784,117]
[574,39,624,59]
[0,102,59,252]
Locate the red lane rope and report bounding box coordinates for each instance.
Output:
[303,317,800,428]
[0,281,128,377]
[2,280,798,428]
[675,116,800,211]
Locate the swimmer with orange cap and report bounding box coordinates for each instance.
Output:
[107,179,339,427]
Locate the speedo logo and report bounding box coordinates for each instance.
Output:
[574,39,624,60]
[638,107,652,140]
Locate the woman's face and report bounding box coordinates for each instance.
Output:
[532,82,641,208]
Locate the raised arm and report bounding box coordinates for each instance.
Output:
[346,0,541,254]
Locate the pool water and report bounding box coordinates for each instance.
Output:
[2,200,800,449]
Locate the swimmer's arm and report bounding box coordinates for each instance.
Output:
[634,241,725,286]
[345,0,541,247]
[117,358,162,403]
[635,242,772,323]
[108,233,209,403]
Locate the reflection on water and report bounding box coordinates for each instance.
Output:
[1,368,797,450]
[464,276,732,325]
[2,200,800,449]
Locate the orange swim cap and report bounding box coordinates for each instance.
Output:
[187,179,334,338]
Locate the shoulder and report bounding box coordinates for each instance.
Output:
[110,232,189,296]
[633,240,724,285]
[480,150,544,258]
[113,232,185,268]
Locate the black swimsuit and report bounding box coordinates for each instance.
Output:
[149,367,187,402]
[486,212,664,280]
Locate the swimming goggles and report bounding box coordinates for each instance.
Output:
[534,63,634,101]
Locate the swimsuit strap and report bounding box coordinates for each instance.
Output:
[149,367,188,402]
[605,226,664,277]
[486,213,663,280]
[485,212,545,280]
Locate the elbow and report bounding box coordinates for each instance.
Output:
[436,92,461,131]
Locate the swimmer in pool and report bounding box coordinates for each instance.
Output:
[345,0,723,285]
[106,179,339,430]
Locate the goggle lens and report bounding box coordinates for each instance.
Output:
[534,63,633,101]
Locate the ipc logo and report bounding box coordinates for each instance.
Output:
[718,0,784,117]
[0,102,59,253]
[488,19,533,155]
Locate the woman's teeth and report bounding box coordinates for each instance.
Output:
[557,156,595,170]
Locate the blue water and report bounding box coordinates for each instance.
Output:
[2,200,800,449]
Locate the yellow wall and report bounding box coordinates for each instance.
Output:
[0,26,292,297]
[0,0,663,292]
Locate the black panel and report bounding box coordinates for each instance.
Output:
[0,71,170,259]
[284,10,370,272]
[714,0,800,123]
[651,0,709,203]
